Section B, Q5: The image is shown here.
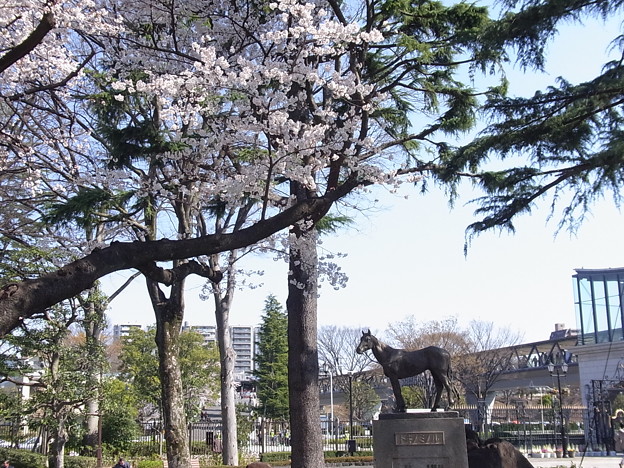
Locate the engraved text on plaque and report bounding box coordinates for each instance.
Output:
[395,431,445,446]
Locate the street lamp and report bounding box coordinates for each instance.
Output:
[548,357,569,457]
[321,363,334,447]
[347,370,355,455]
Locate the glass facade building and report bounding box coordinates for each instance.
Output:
[573,267,624,345]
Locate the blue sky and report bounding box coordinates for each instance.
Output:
[103,8,624,345]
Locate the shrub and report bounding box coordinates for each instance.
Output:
[135,460,163,468]
[325,455,374,464]
[64,455,98,468]
[0,449,47,468]
[259,451,291,463]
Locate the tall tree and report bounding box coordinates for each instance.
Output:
[318,325,380,379]
[0,302,100,468]
[3,1,623,467]
[444,0,624,240]
[78,287,108,455]
[254,295,289,420]
[119,328,220,423]
[287,217,324,468]
[101,378,141,455]
[201,198,263,465]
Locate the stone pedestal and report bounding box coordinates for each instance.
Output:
[373,411,468,468]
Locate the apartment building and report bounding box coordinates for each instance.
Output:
[182,322,257,381]
[112,323,143,339]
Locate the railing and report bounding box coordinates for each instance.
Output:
[184,419,373,456]
[453,404,587,450]
[0,423,47,454]
[0,407,585,458]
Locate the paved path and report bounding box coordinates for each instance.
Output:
[529,455,623,467]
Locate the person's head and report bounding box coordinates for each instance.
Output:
[118,459,124,464]
[3,461,10,467]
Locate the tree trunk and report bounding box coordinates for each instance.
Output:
[209,250,241,465]
[148,277,191,468]
[49,414,68,468]
[82,292,105,454]
[84,398,99,451]
[214,295,239,465]
[286,220,324,468]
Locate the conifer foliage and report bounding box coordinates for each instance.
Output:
[446,0,624,238]
[254,295,289,420]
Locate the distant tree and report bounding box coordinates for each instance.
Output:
[387,316,472,355]
[100,378,141,454]
[318,326,373,381]
[0,302,100,468]
[235,403,255,450]
[454,320,523,405]
[386,316,521,409]
[179,331,220,421]
[254,295,289,420]
[119,328,220,422]
[119,328,161,415]
[349,380,380,421]
[401,386,428,410]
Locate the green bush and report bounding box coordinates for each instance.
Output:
[123,441,163,458]
[135,460,163,468]
[259,449,374,464]
[259,451,291,463]
[64,455,98,468]
[0,449,47,468]
[325,450,373,458]
[325,455,374,464]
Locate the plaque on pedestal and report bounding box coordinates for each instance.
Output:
[373,411,468,468]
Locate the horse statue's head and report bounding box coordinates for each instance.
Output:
[356,329,374,354]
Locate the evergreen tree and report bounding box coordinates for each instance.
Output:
[100,378,141,454]
[444,0,624,239]
[119,328,220,422]
[254,295,289,420]
[349,380,380,422]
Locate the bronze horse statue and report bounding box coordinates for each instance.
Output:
[356,330,454,412]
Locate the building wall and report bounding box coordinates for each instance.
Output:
[181,322,257,381]
[112,323,143,338]
[574,341,624,408]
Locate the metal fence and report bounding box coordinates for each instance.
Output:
[0,423,48,454]
[453,404,587,451]
[183,418,373,457]
[0,406,587,458]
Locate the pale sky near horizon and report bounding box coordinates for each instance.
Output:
[103,8,624,346]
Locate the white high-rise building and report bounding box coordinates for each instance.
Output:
[112,323,143,339]
[231,326,255,379]
[181,322,258,381]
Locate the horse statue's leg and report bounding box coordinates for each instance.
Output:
[389,377,406,412]
[431,377,443,411]
[443,375,454,409]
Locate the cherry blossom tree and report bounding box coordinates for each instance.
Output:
[2,0,587,467]
[2,1,502,467]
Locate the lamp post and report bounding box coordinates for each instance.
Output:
[548,358,569,457]
[321,363,335,447]
[347,370,354,455]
